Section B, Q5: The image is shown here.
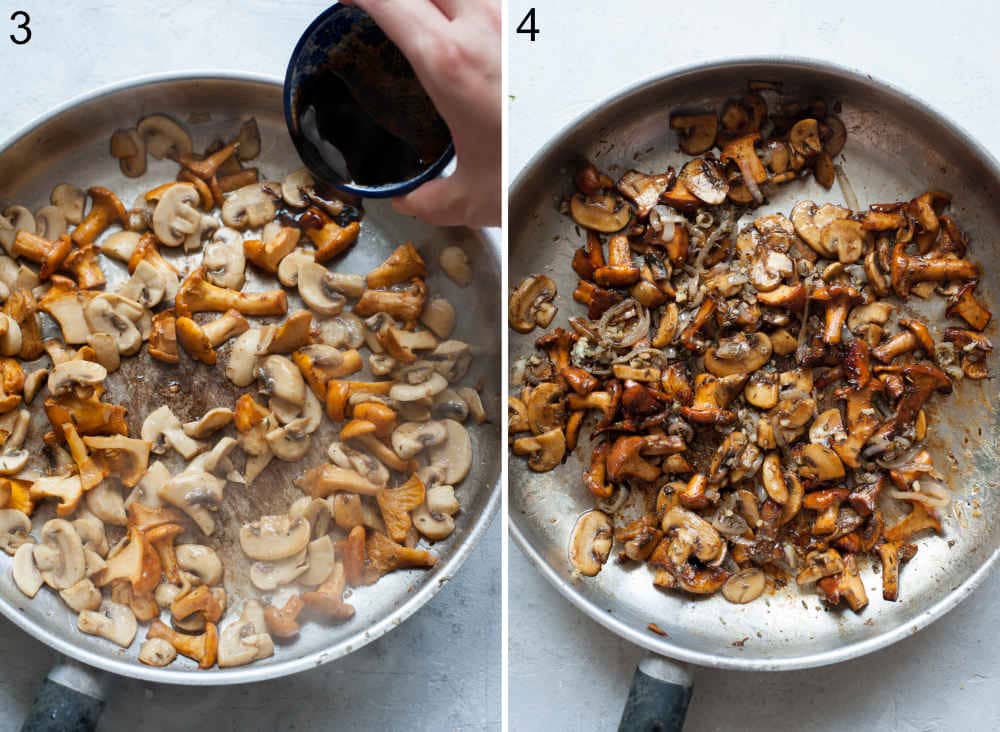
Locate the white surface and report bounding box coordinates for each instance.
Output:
[0,2,499,730]
[507,1,999,730]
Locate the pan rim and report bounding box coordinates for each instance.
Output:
[0,70,501,685]
[508,54,1000,671]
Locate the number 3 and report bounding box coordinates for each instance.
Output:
[10,11,31,45]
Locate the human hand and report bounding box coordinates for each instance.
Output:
[344,0,501,228]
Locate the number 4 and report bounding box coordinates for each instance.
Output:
[517,8,538,42]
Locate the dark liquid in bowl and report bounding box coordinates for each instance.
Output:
[295,68,451,188]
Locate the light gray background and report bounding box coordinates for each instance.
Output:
[0,2,500,730]
[508,1,999,730]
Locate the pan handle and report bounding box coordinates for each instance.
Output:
[20,658,108,732]
[617,653,693,732]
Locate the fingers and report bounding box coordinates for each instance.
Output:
[347,0,449,61]
[427,0,461,19]
[391,177,467,227]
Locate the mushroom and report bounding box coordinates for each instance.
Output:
[84,294,143,355]
[809,285,865,345]
[174,268,287,318]
[0,205,35,256]
[439,246,472,286]
[137,114,192,160]
[51,184,86,225]
[298,535,336,586]
[872,319,934,363]
[139,637,178,667]
[298,262,348,316]
[391,421,448,460]
[142,405,205,459]
[677,158,728,205]
[568,510,613,576]
[239,514,311,561]
[202,227,246,290]
[78,601,138,648]
[0,315,22,357]
[821,219,867,263]
[0,508,31,555]
[790,201,849,257]
[221,182,279,229]
[146,619,218,668]
[12,542,43,598]
[509,275,557,334]
[789,118,823,157]
[30,475,84,518]
[670,112,718,155]
[71,187,127,247]
[176,309,249,365]
[32,518,86,590]
[257,354,306,409]
[35,205,67,240]
[245,226,300,274]
[295,463,380,499]
[60,578,103,612]
[47,359,106,396]
[722,568,767,604]
[277,247,315,287]
[299,206,361,262]
[11,231,72,279]
[512,428,565,472]
[703,332,772,377]
[655,508,729,594]
[217,600,274,668]
[946,281,991,331]
[110,128,147,177]
[354,278,427,322]
[817,554,868,611]
[157,470,225,535]
[151,182,204,249]
[423,418,472,484]
[282,168,315,208]
[265,417,313,461]
[183,408,234,439]
[569,193,632,233]
[890,240,979,298]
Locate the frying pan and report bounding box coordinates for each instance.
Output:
[508,58,1000,730]
[0,73,500,727]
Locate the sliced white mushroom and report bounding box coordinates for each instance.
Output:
[250,548,308,591]
[137,114,192,160]
[158,470,225,535]
[412,504,455,541]
[33,519,85,590]
[78,601,137,648]
[86,333,120,373]
[43,289,91,345]
[35,205,67,240]
[317,312,366,349]
[277,247,316,287]
[0,450,28,475]
[85,481,127,527]
[298,535,335,586]
[256,355,306,407]
[0,509,32,555]
[298,262,347,316]
[239,514,310,561]
[226,328,268,387]
[186,436,238,477]
[221,182,279,229]
[48,360,107,396]
[218,600,274,668]
[328,442,390,487]
[203,227,246,290]
[439,246,472,286]
[176,544,223,586]
[84,294,142,355]
[51,184,86,225]
[420,296,456,339]
[72,510,109,557]
[124,460,169,509]
[0,409,29,452]
[59,578,102,612]
[289,496,333,539]
[118,259,166,308]
[183,408,234,439]
[142,405,206,459]
[0,314,22,356]
[265,418,313,461]
[391,421,448,459]
[281,168,315,208]
[99,231,141,263]
[427,419,472,485]
[152,183,202,248]
[12,542,42,597]
[139,637,178,667]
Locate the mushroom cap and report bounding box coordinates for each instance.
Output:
[51,183,87,225]
[0,508,32,555]
[569,510,613,576]
[221,183,279,230]
[569,193,632,233]
[391,421,448,460]
[78,601,138,648]
[152,183,202,248]
[257,354,306,407]
[34,518,86,590]
[298,262,347,316]
[427,419,473,485]
[48,359,107,396]
[176,544,223,586]
[176,316,217,365]
[239,514,311,561]
[218,600,274,668]
[703,332,773,378]
[12,542,43,598]
[137,114,193,160]
[509,275,557,334]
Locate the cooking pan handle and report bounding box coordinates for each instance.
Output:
[618,653,693,732]
[20,658,108,732]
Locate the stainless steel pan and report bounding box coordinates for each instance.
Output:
[509,57,999,728]
[0,72,500,698]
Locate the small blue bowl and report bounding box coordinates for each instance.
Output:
[283,4,455,198]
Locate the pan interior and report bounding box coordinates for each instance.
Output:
[0,76,500,683]
[509,60,999,669]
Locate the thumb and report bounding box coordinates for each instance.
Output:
[391,176,468,227]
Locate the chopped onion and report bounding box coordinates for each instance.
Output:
[598,298,649,350]
[888,479,951,509]
[597,484,630,514]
